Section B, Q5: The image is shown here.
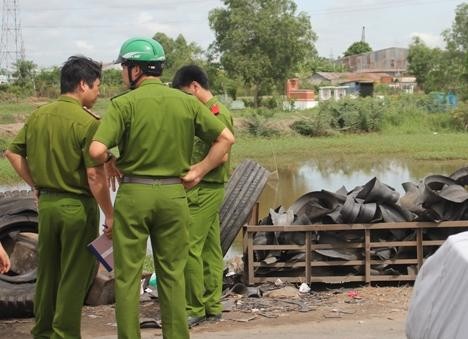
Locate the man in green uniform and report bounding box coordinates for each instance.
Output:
[5,56,114,338]
[89,37,235,339]
[172,65,233,327]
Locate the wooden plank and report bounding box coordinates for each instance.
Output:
[311,243,365,249]
[253,276,367,283]
[416,228,423,270]
[253,244,306,251]
[253,259,419,268]
[365,229,371,283]
[422,240,445,246]
[370,275,417,281]
[305,231,311,284]
[370,241,417,247]
[253,275,418,284]
[247,231,254,285]
[253,262,306,268]
[310,276,366,283]
[253,276,312,284]
[370,259,418,265]
[310,260,364,266]
[242,225,248,284]
[245,221,468,233]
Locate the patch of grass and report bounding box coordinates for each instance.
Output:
[231,132,468,170]
[0,102,38,123]
[0,158,20,184]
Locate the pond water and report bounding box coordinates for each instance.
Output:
[3,157,468,260]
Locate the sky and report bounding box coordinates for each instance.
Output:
[1,0,466,68]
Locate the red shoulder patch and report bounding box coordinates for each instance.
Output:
[210,104,220,116]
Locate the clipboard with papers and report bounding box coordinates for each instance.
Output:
[87,233,114,272]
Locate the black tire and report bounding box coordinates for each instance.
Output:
[0,190,37,318]
[0,190,38,238]
[220,159,270,256]
[0,280,35,318]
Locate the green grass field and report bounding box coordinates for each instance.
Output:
[231,132,468,169]
[1,97,467,185]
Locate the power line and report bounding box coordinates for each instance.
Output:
[306,0,461,16]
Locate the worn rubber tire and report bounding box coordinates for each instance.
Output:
[220,159,270,256]
[0,190,38,237]
[0,190,37,318]
[0,280,35,318]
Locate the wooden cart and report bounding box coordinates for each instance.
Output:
[243,213,468,285]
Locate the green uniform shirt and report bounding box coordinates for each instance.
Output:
[8,95,100,195]
[93,79,225,177]
[191,97,233,184]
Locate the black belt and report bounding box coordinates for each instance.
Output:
[38,189,90,197]
[121,176,182,185]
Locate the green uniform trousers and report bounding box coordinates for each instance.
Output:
[113,183,190,339]
[32,192,98,339]
[185,183,224,318]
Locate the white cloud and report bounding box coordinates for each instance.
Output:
[135,11,174,36]
[410,32,444,48]
[75,40,95,51]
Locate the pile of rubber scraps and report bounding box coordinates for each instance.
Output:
[253,167,468,276]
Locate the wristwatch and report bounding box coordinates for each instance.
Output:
[105,151,115,163]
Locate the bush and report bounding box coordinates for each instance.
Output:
[263,96,279,109]
[451,101,468,130]
[245,114,279,137]
[290,119,328,137]
[317,97,384,133]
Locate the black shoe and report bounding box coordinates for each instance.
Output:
[187,315,205,328]
[206,313,222,322]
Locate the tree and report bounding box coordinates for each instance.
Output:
[153,33,204,83]
[34,66,60,97]
[408,4,468,99]
[12,59,37,89]
[209,0,317,106]
[443,3,468,99]
[408,37,439,91]
[343,41,372,57]
[443,3,468,53]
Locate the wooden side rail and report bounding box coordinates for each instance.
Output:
[243,220,468,285]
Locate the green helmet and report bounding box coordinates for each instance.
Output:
[115,37,165,64]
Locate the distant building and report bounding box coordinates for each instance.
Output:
[309,72,392,86]
[339,81,374,97]
[0,73,13,84]
[284,78,317,110]
[339,47,409,75]
[318,86,352,101]
[309,72,344,86]
[389,76,417,94]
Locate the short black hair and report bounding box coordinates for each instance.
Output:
[60,56,102,94]
[172,64,209,90]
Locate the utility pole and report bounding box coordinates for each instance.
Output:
[0,0,25,74]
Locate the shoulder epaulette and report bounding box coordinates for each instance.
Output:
[111,90,131,101]
[82,106,101,120]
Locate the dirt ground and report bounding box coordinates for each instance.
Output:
[0,285,412,338]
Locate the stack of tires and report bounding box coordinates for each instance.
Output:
[0,190,38,318]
